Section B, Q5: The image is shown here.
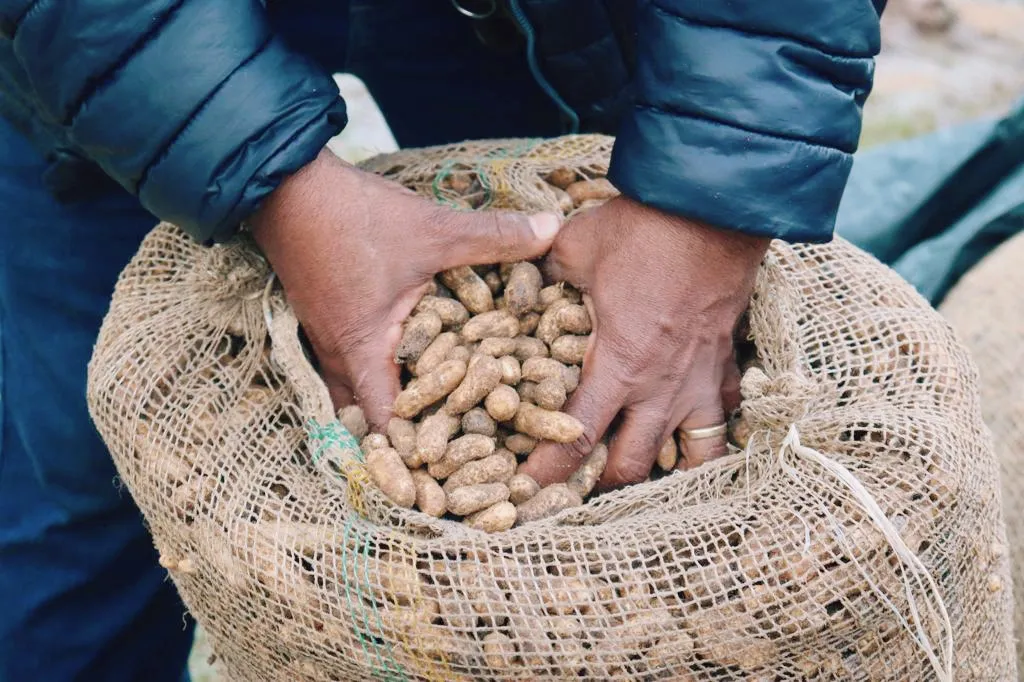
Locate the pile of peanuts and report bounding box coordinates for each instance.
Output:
[336,258,668,532]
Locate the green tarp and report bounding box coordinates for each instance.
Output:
[835,96,1024,306]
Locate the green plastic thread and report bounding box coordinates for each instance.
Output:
[340,515,409,681]
[431,138,542,211]
[308,419,407,679]
[307,419,362,467]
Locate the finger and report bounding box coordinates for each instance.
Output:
[597,399,672,491]
[676,402,729,472]
[541,218,596,288]
[344,321,405,430]
[542,246,572,286]
[326,376,356,410]
[519,352,625,487]
[437,210,562,270]
[346,351,401,431]
[721,355,742,416]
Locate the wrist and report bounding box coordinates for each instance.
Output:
[616,195,770,270]
[681,216,772,269]
[247,148,348,246]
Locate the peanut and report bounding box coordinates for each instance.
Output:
[505,262,543,316]
[499,262,516,283]
[395,311,443,362]
[446,345,472,364]
[414,296,470,329]
[521,357,574,391]
[497,355,521,385]
[555,304,591,335]
[536,298,571,344]
[413,332,459,377]
[545,167,578,189]
[387,418,421,468]
[508,473,541,504]
[536,285,568,311]
[515,483,582,525]
[393,359,467,419]
[552,186,574,215]
[567,443,608,498]
[533,377,567,411]
[513,336,548,362]
[477,337,517,357]
[361,433,390,451]
[550,334,588,365]
[337,405,368,439]
[366,448,416,508]
[656,436,678,471]
[484,384,520,422]
[504,432,537,455]
[542,577,594,616]
[563,365,581,392]
[445,355,502,414]
[447,483,510,516]
[460,310,520,342]
[516,380,538,404]
[730,413,752,449]
[428,434,496,479]
[565,178,618,206]
[465,501,517,532]
[440,266,494,314]
[416,412,459,464]
[482,631,517,668]
[518,312,540,335]
[411,469,447,518]
[514,403,584,443]
[461,407,497,436]
[483,270,503,295]
[443,451,516,493]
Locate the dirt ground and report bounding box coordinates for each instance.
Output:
[862,0,1024,146]
[187,2,1024,679]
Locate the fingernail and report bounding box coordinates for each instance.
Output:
[529,213,561,241]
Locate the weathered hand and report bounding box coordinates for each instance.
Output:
[247,150,561,429]
[519,196,768,490]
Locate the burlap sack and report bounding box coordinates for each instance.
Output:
[939,230,1024,673]
[87,135,1015,681]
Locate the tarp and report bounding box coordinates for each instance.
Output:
[835,96,1024,306]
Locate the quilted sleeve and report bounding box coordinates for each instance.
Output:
[607,0,885,243]
[0,0,348,244]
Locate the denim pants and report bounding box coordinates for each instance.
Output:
[0,3,560,680]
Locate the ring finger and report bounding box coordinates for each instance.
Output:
[675,402,729,471]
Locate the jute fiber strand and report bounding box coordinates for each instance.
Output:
[86,135,1015,681]
[939,230,1024,673]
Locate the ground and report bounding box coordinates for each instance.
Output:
[862,0,1024,146]
[187,2,1024,679]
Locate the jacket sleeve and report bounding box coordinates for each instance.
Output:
[607,1,885,244]
[0,0,348,245]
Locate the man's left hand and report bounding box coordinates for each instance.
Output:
[518,196,769,490]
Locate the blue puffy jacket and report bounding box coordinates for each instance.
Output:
[0,0,883,246]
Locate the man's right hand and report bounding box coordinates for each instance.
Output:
[247,149,561,430]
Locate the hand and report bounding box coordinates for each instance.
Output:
[518,196,768,490]
[247,149,561,429]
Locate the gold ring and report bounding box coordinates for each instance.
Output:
[679,423,728,441]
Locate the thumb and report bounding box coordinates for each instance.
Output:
[437,210,562,270]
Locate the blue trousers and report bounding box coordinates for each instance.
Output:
[0,3,559,680]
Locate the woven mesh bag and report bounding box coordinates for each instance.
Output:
[87,135,1015,681]
[940,229,1024,674]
